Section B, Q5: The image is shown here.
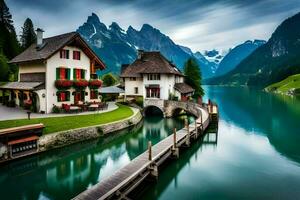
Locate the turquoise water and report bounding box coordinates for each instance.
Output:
[1,86,300,200]
[0,115,193,200]
[141,86,300,200]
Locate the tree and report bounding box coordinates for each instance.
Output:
[183,58,204,98]
[20,18,36,49]
[0,0,20,59]
[0,53,9,81]
[102,73,117,86]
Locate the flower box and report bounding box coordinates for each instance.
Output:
[73,79,89,88]
[89,79,102,89]
[55,80,73,89]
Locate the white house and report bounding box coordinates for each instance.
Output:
[0,29,105,113]
[120,51,194,101]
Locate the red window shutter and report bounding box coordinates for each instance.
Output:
[60,92,66,101]
[60,68,66,79]
[76,69,81,79]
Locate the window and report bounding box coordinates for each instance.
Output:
[134,87,138,94]
[90,90,99,99]
[73,51,81,60]
[146,87,160,98]
[60,49,69,59]
[57,91,70,102]
[129,77,136,81]
[56,68,70,80]
[147,74,160,80]
[73,69,85,80]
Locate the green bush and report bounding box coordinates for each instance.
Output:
[52,105,61,113]
[135,96,144,108]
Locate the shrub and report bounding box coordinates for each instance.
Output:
[135,97,144,108]
[52,105,61,113]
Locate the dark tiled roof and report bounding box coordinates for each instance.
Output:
[9,32,77,64]
[9,32,105,69]
[174,83,194,94]
[120,51,183,77]
[0,82,45,90]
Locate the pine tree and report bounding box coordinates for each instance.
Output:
[0,0,20,59]
[20,18,36,49]
[0,53,9,81]
[183,58,204,98]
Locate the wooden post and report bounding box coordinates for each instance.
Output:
[171,128,179,158]
[173,128,176,148]
[148,141,152,161]
[185,119,190,146]
[194,120,198,139]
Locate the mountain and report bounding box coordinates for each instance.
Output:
[215,40,266,76]
[203,49,224,65]
[207,12,300,87]
[77,13,214,78]
[178,45,216,78]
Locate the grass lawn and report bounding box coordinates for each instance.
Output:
[265,74,300,94]
[0,104,134,135]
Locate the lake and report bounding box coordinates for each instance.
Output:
[1,86,300,200]
[140,86,300,200]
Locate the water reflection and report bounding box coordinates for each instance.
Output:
[204,86,300,163]
[141,86,300,200]
[0,115,193,200]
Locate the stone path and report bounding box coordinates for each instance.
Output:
[0,102,118,121]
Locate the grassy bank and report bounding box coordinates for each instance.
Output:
[0,104,134,135]
[265,74,300,95]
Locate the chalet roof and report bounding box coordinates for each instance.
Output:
[100,85,124,94]
[9,32,105,70]
[0,82,44,90]
[120,51,183,77]
[174,83,194,94]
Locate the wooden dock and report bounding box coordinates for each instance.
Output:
[74,103,218,200]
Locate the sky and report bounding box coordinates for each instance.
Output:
[7,0,300,52]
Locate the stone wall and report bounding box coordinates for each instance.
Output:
[39,110,143,152]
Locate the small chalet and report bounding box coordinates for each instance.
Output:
[120,50,194,101]
[0,29,105,114]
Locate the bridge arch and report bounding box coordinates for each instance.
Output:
[143,105,164,117]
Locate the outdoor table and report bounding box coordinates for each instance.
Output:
[70,106,80,113]
[88,104,99,111]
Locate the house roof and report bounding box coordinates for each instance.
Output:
[100,85,124,94]
[120,51,183,77]
[0,82,45,91]
[174,83,195,94]
[9,32,105,70]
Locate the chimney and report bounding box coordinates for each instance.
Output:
[36,28,44,47]
[137,49,144,59]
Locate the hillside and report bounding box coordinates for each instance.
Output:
[215,40,266,76]
[206,12,300,87]
[77,13,215,78]
[265,74,300,95]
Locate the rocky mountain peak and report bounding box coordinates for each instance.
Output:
[109,22,123,32]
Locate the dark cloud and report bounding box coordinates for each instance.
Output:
[6,0,300,51]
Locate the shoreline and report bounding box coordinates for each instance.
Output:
[0,107,143,164]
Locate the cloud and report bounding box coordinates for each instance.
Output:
[6,0,300,51]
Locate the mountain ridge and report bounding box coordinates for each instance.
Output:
[77,13,215,78]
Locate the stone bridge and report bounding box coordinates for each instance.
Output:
[144,99,204,118]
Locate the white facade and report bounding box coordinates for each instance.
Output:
[18,45,99,113]
[45,46,92,113]
[123,74,184,100]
